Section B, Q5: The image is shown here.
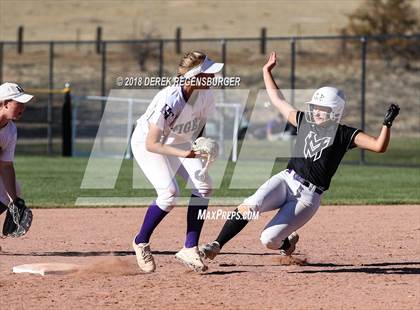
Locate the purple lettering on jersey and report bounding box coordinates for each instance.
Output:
[172,124,183,134]
[191,118,199,131]
[161,104,175,120]
[183,121,192,133]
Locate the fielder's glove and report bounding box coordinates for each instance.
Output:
[192,137,219,181]
[2,198,33,238]
[383,103,400,128]
[192,137,219,160]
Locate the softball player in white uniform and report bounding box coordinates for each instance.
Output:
[131,51,223,272]
[0,82,33,237]
[200,52,399,261]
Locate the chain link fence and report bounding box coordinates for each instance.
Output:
[0,34,419,166]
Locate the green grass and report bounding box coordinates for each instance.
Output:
[16,136,420,164]
[14,155,420,207]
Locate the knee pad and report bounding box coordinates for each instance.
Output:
[156,186,179,212]
[260,230,282,250]
[192,178,213,198]
[242,196,259,213]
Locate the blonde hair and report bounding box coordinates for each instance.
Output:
[177,51,206,77]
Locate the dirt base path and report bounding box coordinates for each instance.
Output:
[1,205,419,309]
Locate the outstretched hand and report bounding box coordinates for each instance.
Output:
[263,52,277,72]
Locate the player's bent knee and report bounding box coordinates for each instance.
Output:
[198,186,213,198]
[156,203,175,212]
[193,180,213,198]
[260,231,282,250]
[156,187,179,211]
[191,189,213,199]
[237,204,249,214]
[237,203,255,215]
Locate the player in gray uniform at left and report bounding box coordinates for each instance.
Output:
[0,82,34,238]
[200,52,400,260]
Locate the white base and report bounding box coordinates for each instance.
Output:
[13,263,81,276]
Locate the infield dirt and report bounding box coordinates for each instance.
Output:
[1,205,419,309]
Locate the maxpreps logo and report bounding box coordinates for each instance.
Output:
[304,131,331,161]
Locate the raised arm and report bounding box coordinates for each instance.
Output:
[354,104,400,153]
[263,52,298,127]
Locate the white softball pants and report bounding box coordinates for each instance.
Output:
[243,170,323,250]
[131,140,212,212]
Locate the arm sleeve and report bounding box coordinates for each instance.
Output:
[341,125,363,150]
[147,110,165,130]
[146,94,173,131]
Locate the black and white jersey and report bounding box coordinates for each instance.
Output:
[287,111,362,190]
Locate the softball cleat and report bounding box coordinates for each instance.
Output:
[199,241,221,260]
[132,240,156,273]
[279,232,299,256]
[175,246,208,272]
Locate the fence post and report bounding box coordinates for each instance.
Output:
[96,26,102,54]
[62,83,72,157]
[221,40,227,86]
[158,40,164,79]
[260,27,267,54]
[290,37,296,105]
[47,42,55,155]
[340,28,347,54]
[218,39,228,156]
[17,26,24,54]
[360,36,367,164]
[101,41,107,113]
[0,43,3,84]
[71,101,78,157]
[175,27,182,54]
[125,99,134,159]
[76,28,81,51]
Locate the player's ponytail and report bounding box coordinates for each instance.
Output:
[177,51,206,77]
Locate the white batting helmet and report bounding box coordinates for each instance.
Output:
[306,86,346,123]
